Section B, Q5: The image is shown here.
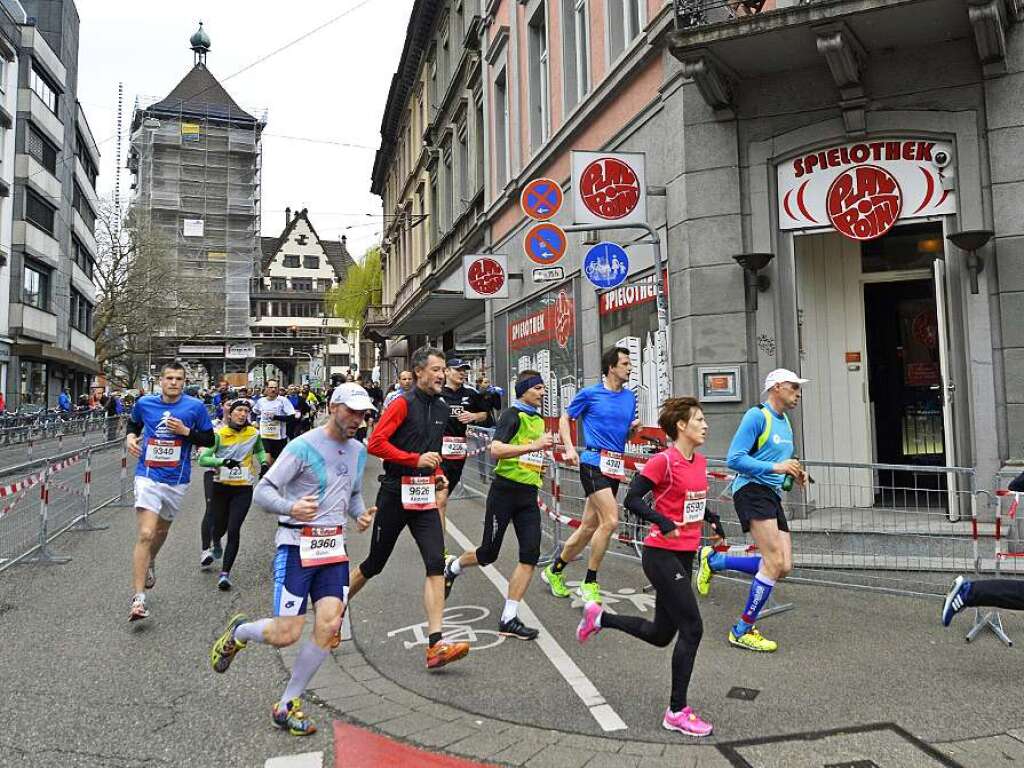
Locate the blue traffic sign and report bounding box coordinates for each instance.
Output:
[583,242,630,289]
[521,178,563,221]
[524,223,567,265]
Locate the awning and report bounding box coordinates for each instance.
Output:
[387,291,485,337]
[13,343,102,373]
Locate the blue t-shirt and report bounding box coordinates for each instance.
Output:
[565,382,637,467]
[131,394,214,485]
[726,404,795,495]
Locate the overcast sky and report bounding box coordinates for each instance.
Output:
[74,0,414,261]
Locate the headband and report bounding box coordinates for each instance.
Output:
[515,375,544,398]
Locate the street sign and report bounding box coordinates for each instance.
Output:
[583,242,630,290]
[524,223,567,265]
[532,266,565,283]
[225,343,256,359]
[571,151,647,226]
[463,253,509,299]
[520,178,563,221]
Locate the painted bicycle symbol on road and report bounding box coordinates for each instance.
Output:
[387,605,506,652]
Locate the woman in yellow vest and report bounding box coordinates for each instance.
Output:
[199,399,269,591]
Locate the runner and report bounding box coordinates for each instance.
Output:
[576,397,722,737]
[197,399,268,590]
[347,346,471,669]
[695,368,809,652]
[253,380,296,462]
[436,357,488,533]
[126,362,215,621]
[383,369,414,410]
[443,370,553,640]
[542,347,639,603]
[208,383,378,736]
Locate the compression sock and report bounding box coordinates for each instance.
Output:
[234,618,272,644]
[428,631,443,648]
[733,571,776,636]
[584,569,598,584]
[501,599,519,623]
[551,557,568,574]
[709,551,761,575]
[279,640,330,705]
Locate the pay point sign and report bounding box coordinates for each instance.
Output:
[571,151,647,226]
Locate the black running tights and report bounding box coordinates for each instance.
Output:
[966,579,1024,611]
[600,547,702,712]
[209,484,253,574]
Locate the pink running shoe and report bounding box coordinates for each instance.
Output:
[576,601,602,644]
[663,707,713,737]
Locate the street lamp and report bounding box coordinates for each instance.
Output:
[946,229,993,295]
[733,253,774,312]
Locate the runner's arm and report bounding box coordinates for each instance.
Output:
[347,445,368,521]
[1009,471,1024,492]
[126,419,143,437]
[198,434,224,467]
[189,428,215,448]
[366,396,420,466]
[253,435,269,465]
[623,472,676,534]
[490,409,540,459]
[254,449,304,516]
[726,409,775,478]
[557,413,575,453]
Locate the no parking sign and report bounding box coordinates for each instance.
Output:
[524,223,567,266]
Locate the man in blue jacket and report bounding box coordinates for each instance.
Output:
[695,368,808,653]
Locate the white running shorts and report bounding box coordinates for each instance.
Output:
[134,476,188,522]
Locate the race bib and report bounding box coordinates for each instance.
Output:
[145,438,182,467]
[260,417,282,441]
[441,436,467,459]
[683,490,707,525]
[299,525,347,567]
[518,450,546,473]
[218,464,253,483]
[599,450,626,481]
[401,476,436,511]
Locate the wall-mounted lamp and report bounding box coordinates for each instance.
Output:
[733,253,774,312]
[946,229,993,295]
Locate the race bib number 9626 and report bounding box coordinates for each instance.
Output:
[401,476,436,511]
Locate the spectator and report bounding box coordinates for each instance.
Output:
[476,376,502,428]
[0,390,6,413]
[58,388,72,412]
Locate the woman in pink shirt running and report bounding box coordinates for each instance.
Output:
[576,396,724,737]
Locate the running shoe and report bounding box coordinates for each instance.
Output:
[498,616,539,641]
[272,698,317,736]
[663,707,713,737]
[129,593,149,622]
[541,565,571,598]
[425,640,470,670]
[942,575,970,627]
[443,555,459,599]
[576,601,602,644]
[212,541,223,560]
[210,612,249,673]
[200,549,215,570]
[144,561,156,589]
[696,545,714,597]
[577,581,602,604]
[728,625,778,653]
[217,573,232,591]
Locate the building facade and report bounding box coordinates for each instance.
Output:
[9,0,100,408]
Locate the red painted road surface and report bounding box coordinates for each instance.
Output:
[333,722,492,767]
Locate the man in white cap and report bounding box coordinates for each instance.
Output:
[694,368,809,653]
[208,382,378,737]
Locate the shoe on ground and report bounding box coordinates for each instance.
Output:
[272,697,317,736]
[728,625,778,653]
[217,573,232,591]
[541,565,571,598]
[210,612,249,673]
[212,541,223,560]
[576,601,602,644]
[129,594,149,623]
[200,549,214,570]
[426,640,470,670]
[663,706,713,737]
[144,562,156,589]
[942,575,970,627]
[499,615,539,641]
[696,545,714,597]
[443,555,459,600]
[577,581,602,604]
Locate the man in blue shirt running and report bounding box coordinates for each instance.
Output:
[125,362,215,622]
[542,347,639,604]
[695,368,809,653]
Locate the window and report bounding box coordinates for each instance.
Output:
[271,277,286,291]
[318,278,333,291]
[563,0,590,111]
[23,264,48,310]
[442,144,453,231]
[474,97,485,193]
[25,189,55,235]
[76,131,98,187]
[328,354,351,368]
[27,125,58,174]
[0,58,6,94]
[30,66,57,113]
[430,177,439,246]
[494,68,509,188]
[71,237,93,279]
[608,0,642,63]
[292,278,313,292]
[303,255,320,269]
[19,360,47,407]
[416,185,426,261]
[283,254,300,268]
[458,122,469,210]
[452,2,464,46]
[70,289,93,335]
[72,183,96,231]
[528,4,550,150]
[441,33,450,91]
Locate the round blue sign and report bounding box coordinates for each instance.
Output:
[583,242,630,289]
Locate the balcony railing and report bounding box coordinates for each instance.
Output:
[364,304,392,327]
[674,0,783,28]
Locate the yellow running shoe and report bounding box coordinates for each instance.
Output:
[696,546,714,597]
[728,625,778,653]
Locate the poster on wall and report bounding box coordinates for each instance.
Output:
[507,283,579,426]
[598,270,669,430]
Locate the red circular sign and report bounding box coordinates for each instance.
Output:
[826,165,903,241]
[554,290,574,349]
[466,257,506,296]
[912,311,938,349]
[579,157,640,220]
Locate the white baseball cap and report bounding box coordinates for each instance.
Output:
[763,368,809,392]
[330,383,377,411]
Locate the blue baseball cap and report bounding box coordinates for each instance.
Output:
[446,358,471,370]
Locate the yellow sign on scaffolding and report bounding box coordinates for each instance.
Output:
[181,122,201,142]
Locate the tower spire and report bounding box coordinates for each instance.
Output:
[190,21,211,65]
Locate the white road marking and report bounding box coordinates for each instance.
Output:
[265,751,323,768]
[445,520,628,732]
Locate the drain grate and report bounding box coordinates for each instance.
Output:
[825,761,881,768]
[726,687,760,701]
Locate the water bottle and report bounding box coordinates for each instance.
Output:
[781,456,798,492]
